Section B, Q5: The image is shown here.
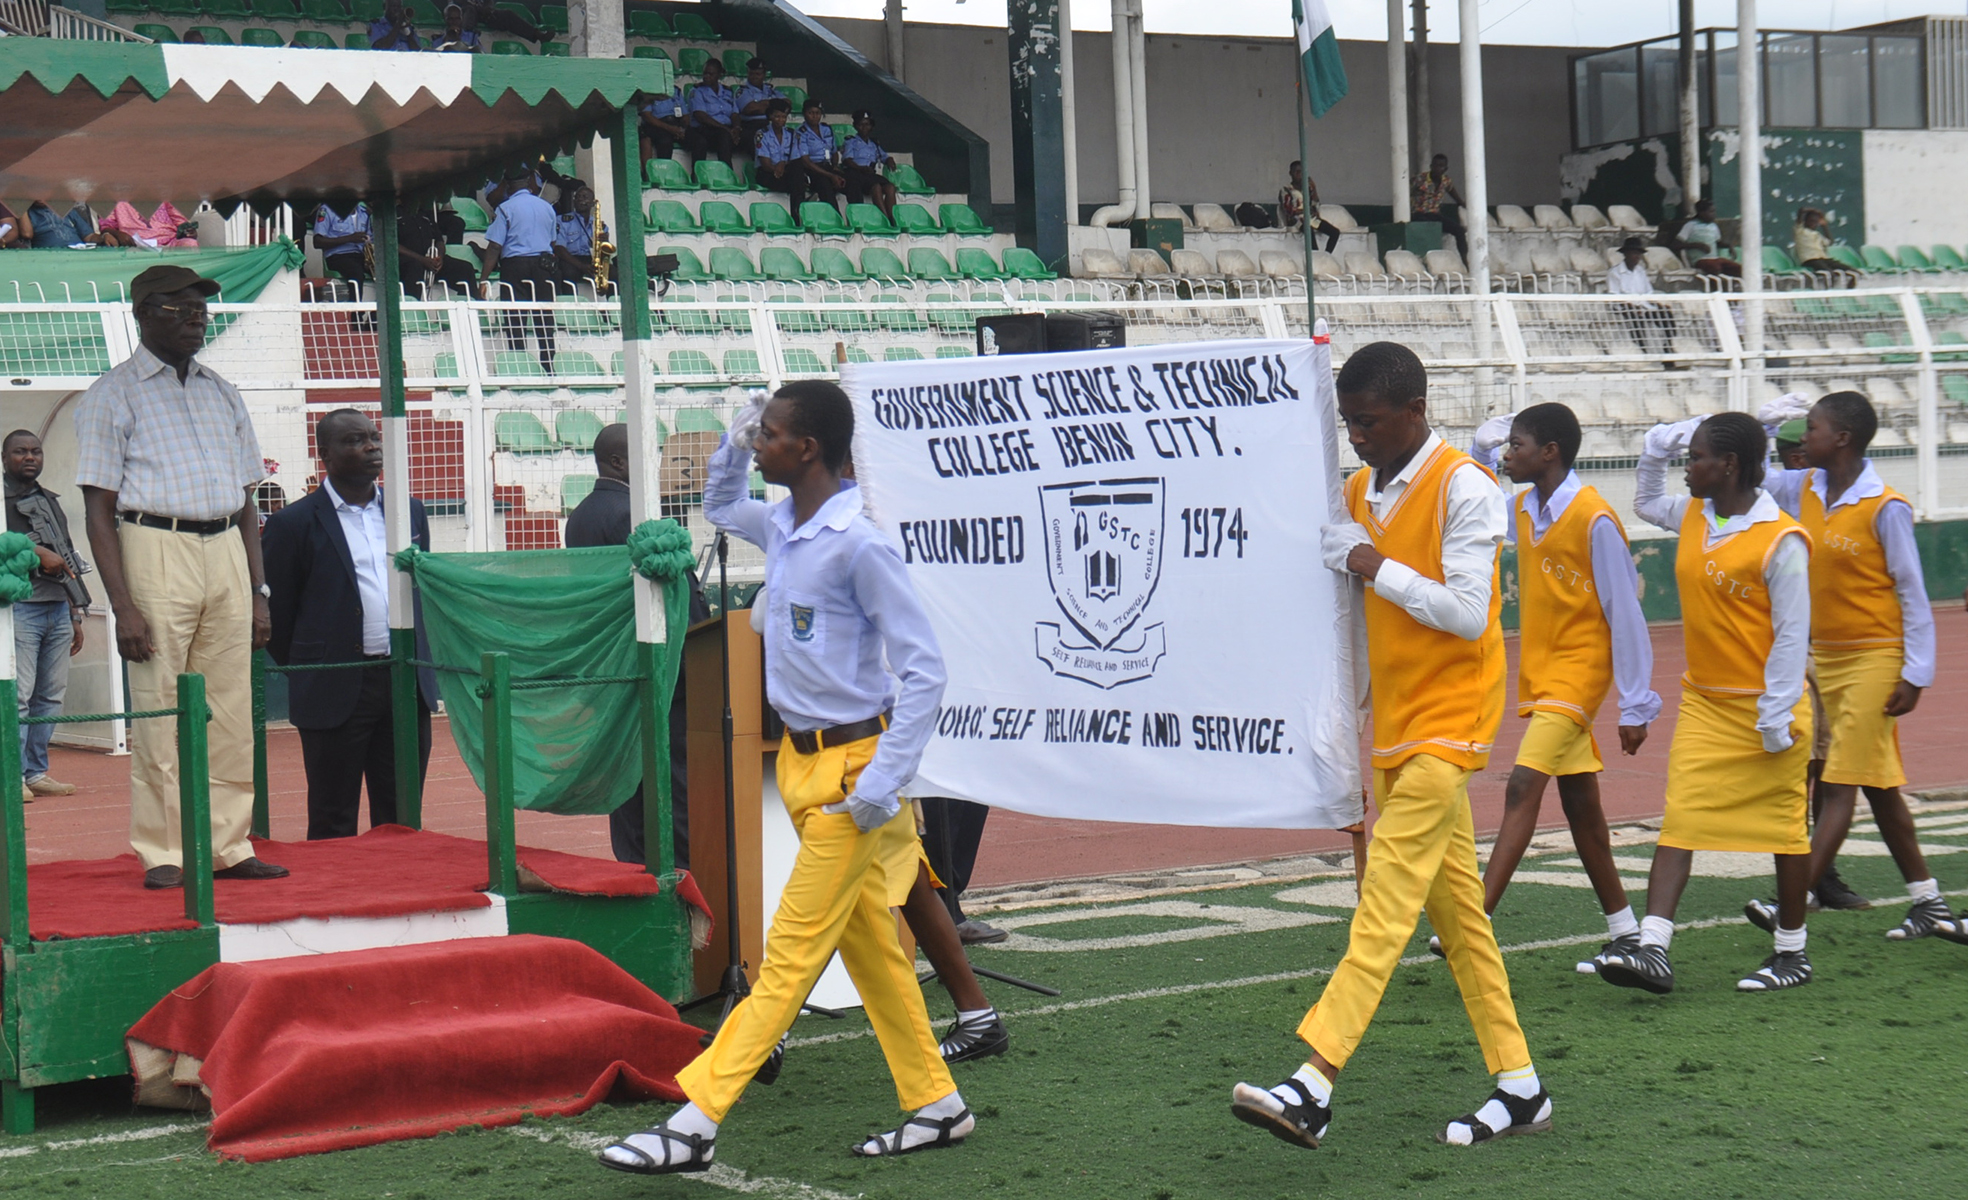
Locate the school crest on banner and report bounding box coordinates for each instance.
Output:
[1035,477,1167,687]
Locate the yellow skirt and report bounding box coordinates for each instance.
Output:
[1814,646,1907,790]
[1660,689,1811,855]
[1514,709,1603,776]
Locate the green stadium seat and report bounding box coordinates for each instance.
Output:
[664,300,721,335]
[627,10,673,38]
[539,4,569,33]
[1760,245,1806,275]
[709,246,766,281]
[452,197,489,232]
[782,348,831,376]
[845,346,873,363]
[561,473,597,514]
[713,298,753,334]
[1860,245,1903,272]
[723,349,762,378]
[1828,244,1867,271]
[811,246,866,282]
[1921,291,1968,318]
[674,406,725,431]
[187,26,233,43]
[831,123,854,147]
[134,23,179,41]
[492,41,530,55]
[554,407,606,447]
[760,247,817,282]
[768,295,825,335]
[434,352,461,379]
[939,203,992,235]
[346,33,370,48]
[907,247,961,281]
[890,164,935,195]
[1934,331,1968,363]
[667,351,719,380]
[204,0,252,17]
[823,295,874,332]
[291,30,337,47]
[152,0,199,15]
[349,0,384,17]
[957,248,1008,280]
[445,243,479,267]
[494,412,555,452]
[1897,245,1941,273]
[936,345,975,359]
[241,27,284,46]
[406,0,441,23]
[695,160,746,192]
[800,202,850,237]
[873,292,928,332]
[490,351,549,380]
[632,45,671,61]
[659,246,712,281]
[925,292,974,333]
[1866,331,1915,364]
[540,41,571,56]
[1002,247,1059,280]
[749,201,799,236]
[672,10,719,39]
[645,157,693,190]
[721,49,752,76]
[299,0,348,22]
[648,199,703,234]
[893,204,939,235]
[554,301,618,335]
[781,86,807,116]
[847,203,899,237]
[1931,245,1967,270]
[698,200,751,234]
[1945,374,1968,405]
[884,346,925,361]
[677,48,711,76]
[108,0,147,12]
[860,247,911,282]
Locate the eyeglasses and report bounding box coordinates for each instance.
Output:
[148,302,209,325]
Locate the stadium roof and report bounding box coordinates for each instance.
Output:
[0,41,671,213]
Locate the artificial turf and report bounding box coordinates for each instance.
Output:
[4,816,1966,1200]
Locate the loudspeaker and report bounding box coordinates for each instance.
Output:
[976,312,1047,356]
[1044,311,1127,350]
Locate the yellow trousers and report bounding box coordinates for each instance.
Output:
[119,521,257,871]
[675,733,955,1123]
[1298,753,1531,1075]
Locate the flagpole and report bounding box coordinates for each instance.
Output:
[1296,67,1316,334]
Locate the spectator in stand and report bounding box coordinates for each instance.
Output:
[795,98,845,210]
[1794,207,1857,287]
[684,58,743,167]
[429,5,481,53]
[1278,160,1341,253]
[1657,198,1739,278]
[754,100,809,209]
[733,58,784,148]
[0,201,25,249]
[552,182,599,291]
[478,166,559,371]
[841,110,899,218]
[1413,152,1467,259]
[456,0,550,45]
[74,264,288,890]
[641,86,688,170]
[182,28,206,43]
[27,201,129,248]
[1607,236,1671,356]
[314,202,373,284]
[369,0,421,50]
[100,201,195,249]
[397,202,477,295]
[6,430,88,800]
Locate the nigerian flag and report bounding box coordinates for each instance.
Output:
[1294,0,1348,118]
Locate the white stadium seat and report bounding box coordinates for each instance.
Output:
[1608,205,1654,232]
[1424,249,1468,279]
[1150,202,1197,231]
[1534,204,1577,231]
[1318,204,1361,233]
[1570,204,1614,231]
[1216,248,1258,276]
[1495,205,1537,231]
[1130,248,1175,277]
[1340,251,1385,280]
[1259,251,1305,278]
[1080,249,1132,278]
[1310,250,1347,281]
[1170,249,1215,277]
[1192,203,1240,233]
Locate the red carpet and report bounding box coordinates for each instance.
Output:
[126,935,702,1161]
[27,826,709,941]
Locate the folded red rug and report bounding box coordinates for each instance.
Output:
[126,935,703,1161]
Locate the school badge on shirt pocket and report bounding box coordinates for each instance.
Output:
[789,602,818,642]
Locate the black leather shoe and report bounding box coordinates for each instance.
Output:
[214,857,290,881]
[143,865,184,890]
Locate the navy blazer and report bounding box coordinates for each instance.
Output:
[262,484,442,730]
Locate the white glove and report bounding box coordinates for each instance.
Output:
[1756,393,1813,427]
[1320,522,1372,573]
[728,389,769,453]
[1472,413,1516,456]
[1642,415,1708,461]
[822,794,898,833]
[1760,723,1795,754]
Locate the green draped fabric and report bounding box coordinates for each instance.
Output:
[0,238,303,305]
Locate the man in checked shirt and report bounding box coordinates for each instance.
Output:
[74,264,289,891]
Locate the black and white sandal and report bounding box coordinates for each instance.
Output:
[754,1034,787,1086]
[1437,1088,1553,1145]
[1230,1078,1330,1149]
[598,1123,715,1175]
[851,1108,973,1157]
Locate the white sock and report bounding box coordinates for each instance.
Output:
[667,1103,719,1139]
[1495,1064,1541,1100]
[604,1102,718,1170]
[955,1007,996,1026]
[1605,906,1640,940]
[1443,1064,1545,1145]
[920,1090,967,1120]
[1640,914,1675,950]
[1275,1063,1333,1109]
[1774,924,1807,954]
[1908,877,1941,901]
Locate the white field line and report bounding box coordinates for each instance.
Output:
[509,1125,864,1200]
[0,1122,206,1160]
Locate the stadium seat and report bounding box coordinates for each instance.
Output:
[539,4,569,33]
[291,30,337,48]
[1494,204,1536,231]
[1569,204,1615,231]
[645,157,693,190]
[1533,204,1577,231]
[448,197,489,233]
[783,348,831,376]
[677,48,711,76]
[1129,249,1173,278]
[1317,204,1361,233]
[698,200,751,234]
[627,10,673,37]
[187,25,233,43]
[847,203,899,237]
[1310,251,1345,282]
[673,10,719,39]
[1607,204,1653,231]
[750,201,799,236]
[844,346,874,363]
[885,204,937,236]
[938,204,992,236]
[540,41,570,56]
[957,248,1008,280]
[492,41,530,55]
[240,26,284,45]
[675,406,725,431]
[889,164,935,195]
[1946,375,1968,406]
[349,0,383,17]
[760,247,817,282]
[554,407,605,447]
[659,246,712,281]
[406,0,440,22]
[632,45,671,61]
[861,247,911,281]
[823,295,874,332]
[299,0,347,22]
[885,346,925,361]
[345,33,370,48]
[1861,245,1903,272]
[782,86,808,115]
[1424,249,1468,281]
[1080,249,1131,279]
[709,247,766,281]
[1897,245,1942,273]
[1170,249,1215,277]
[873,292,928,332]
[1931,245,1968,270]
[1260,251,1305,279]
[560,473,597,514]
[722,349,762,378]
[489,351,549,380]
[800,203,850,237]
[1384,249,1429,283]
[1762,245,1807,275]
[133,23,178,41]
[151,0,199,15]
[494,412,555,452]
[811,246,867,282]
[648,199,703,234]
[721,49,752,76]
[768,296,825,334]
[831,123,855,147]
[1151,202,1195,231]
[205,0,252,15]
[1216,249,1257,279]
[695,160,747,192]
[937,346,974,359]
[1192,202,1240,234]
[908,247,961,281]
[1340,251,1384,280]
[1866,331,1916,364]
[1828,244,1867,272]
[661,353,717,385]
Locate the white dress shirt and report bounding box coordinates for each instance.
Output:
[1365,431,1508,643]
[1607,260,1656,302]
[1765,462,1935,688]
[703,438,947,817]
[326,478,391,656]
[1636,452,1809,749]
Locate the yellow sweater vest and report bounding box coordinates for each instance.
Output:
[1799,484,1905,649]
[1515,486,1623,728]
[1675,502,1811,697]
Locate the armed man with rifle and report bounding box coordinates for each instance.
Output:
[5,429,89,798]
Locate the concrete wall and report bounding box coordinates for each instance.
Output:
[813,16,1578,212]
[1863,130,1968,248]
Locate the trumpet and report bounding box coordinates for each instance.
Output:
[591,199,616,295]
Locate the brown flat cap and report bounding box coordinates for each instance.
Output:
[130,264,221,307]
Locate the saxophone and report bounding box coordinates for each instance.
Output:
[591,198,616,295]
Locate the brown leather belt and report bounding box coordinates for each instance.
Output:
[121,511,236,536]
[787,710,891,755]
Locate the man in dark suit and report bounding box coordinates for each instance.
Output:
[262,409,441,839]
[564,422,708,867]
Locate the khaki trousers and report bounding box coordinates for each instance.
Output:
[120,521,256,871]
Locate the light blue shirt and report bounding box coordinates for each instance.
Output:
[794,122,835,164]
[755,124,797,165]
[74,344,262,522]
[842,133,888,168]
[554,211,593,257]
[643,92,685,122]
[485,189,557,258]
[704,438,946,816]
[689,81,739,125]
[734,80,782,119]
[314,204,370,253]
[326,478,390,656]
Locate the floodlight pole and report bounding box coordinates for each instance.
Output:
[376,199,423,828]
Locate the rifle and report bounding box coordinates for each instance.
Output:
[11,489,92,611]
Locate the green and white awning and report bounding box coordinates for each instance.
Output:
[0,40,671,212]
